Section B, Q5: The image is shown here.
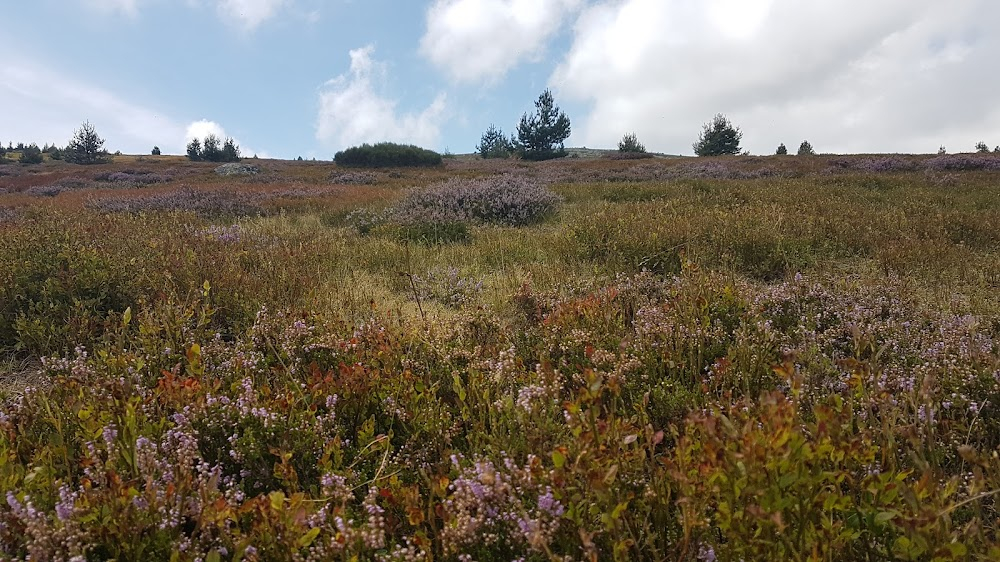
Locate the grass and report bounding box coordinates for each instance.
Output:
[1,153,1000,560]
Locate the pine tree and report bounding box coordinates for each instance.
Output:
[152,146,161,156]
[516,89,571,161]
[221,137,241,162]
[975,141,990,153]
[64,121,111,165]
[618,132,646,153]
[187,138,203,161]
[776,143,788,155]
[693,114,742,156]
[477,124,514,159]
[797,140,815,156]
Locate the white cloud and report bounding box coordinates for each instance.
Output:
[316,46,448,150]
[215,0,287,30]
[0,59,186,154]
[421,0,582,83]
[552,0,1000,154]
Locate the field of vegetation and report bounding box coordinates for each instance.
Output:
[1,152,1000,560]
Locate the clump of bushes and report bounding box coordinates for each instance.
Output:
[18,144,43,165]
[392,174,562,227]
[334,142,442,168]
[187,135,241,163]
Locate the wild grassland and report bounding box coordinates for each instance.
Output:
[1,154,999,560]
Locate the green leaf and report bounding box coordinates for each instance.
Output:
[875,510,897,524]
[206,551,221,562]
[552,449,566,469]
[122,306,132,326]
[298,527,321,548]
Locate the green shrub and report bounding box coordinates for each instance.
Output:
[334,142,442,168]
[477,124,514,159]
[618,132,646,153]
[18,144,43,165]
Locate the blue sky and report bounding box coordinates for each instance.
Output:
[2,0,998,158]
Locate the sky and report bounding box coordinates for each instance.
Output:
[1,0,998,158]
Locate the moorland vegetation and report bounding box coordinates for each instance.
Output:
[2,117,1000,560]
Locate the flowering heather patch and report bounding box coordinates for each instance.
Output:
[826,155,921,173]
[392,174,562,227]
[87,187,266,217]
[24,184,63,197]
[925,153,1000,171]
[329,170,379,185]
[94,169,172,187]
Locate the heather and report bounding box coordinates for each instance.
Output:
[1,155,1000,560]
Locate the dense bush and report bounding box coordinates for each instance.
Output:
[392,174,562,227]
[18,144,43,165]
[797,140,815,155]
[151,146,161,156]
[776,143,788,155]
[334,142,442,168]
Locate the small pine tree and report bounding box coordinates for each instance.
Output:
[776,143,788,155]
[221,137,241,162]
[797,140,815,156]
[152,146,161,156]
[18,143,43,165]
[64,121,111,165]
[618,132,646,153]
[187,138,202,161]
[693,114,742,156]
[477,124,514,159]
[202,135,222,162]
[516,89,571,161]
[975,141,990,153]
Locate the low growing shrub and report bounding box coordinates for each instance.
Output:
[87,188,265,218]
[334,142,442,168]
[392,174,562,227]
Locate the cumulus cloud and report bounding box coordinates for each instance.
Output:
[552,0,1000,154]
[0,58,185,154]
[316,46,448,150]
[421,0,582,83]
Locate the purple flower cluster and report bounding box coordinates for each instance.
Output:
[95,169,172,187]
[392,174,562,227]
[924,153,1000,171]
[87,188,266,217]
